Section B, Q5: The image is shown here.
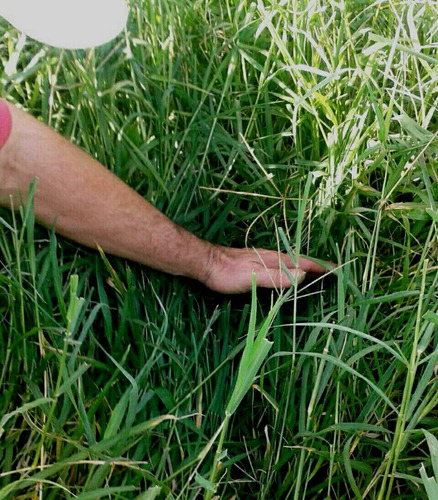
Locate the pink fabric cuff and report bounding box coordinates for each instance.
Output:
[0,99,12,149]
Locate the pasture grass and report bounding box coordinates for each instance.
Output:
[1,0,437,498]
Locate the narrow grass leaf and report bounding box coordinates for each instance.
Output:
[57,363,90,397]
[66,274,86,336]
[0,398,53,438]
[103,390,130,440]
[225,274,283,417]
[195,473,216,493]
[343,435,363,499]
[293,322,407,365]
[423,430,438,480]
[419,464,438,500]
[296,352,398,414]
[356,291,419,306]
[135,486,162,500]
[76,485,137,499]
[423,311,438,326]
[0,216,15,232]
[368,33,438,64]
[96,244,126,296]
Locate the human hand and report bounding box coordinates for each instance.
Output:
[203,245,332,294]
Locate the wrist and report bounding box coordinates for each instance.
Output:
[169,225,219,285]
[193,240,219,285]
[199,243,231,292]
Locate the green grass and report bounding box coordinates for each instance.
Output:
[1,0,438,498]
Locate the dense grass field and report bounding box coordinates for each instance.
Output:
[1,0,438,498]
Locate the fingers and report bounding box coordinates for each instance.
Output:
[206,246,333,294]
[297,257,334,275]
[252,248,334,276]
[251,262,306,289]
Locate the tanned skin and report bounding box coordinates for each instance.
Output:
[0,102,330,294]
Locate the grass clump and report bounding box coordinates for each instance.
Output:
[1,0,438,498]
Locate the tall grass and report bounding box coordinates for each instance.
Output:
[1,0,437,498]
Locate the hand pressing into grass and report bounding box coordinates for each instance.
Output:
[0,101,330,294]
[203,246,330,294]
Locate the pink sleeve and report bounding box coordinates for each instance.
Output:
[0,99,12,149]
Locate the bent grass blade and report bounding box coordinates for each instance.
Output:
[204,274,289,499]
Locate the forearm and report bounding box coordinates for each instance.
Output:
[0,102,213,281]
